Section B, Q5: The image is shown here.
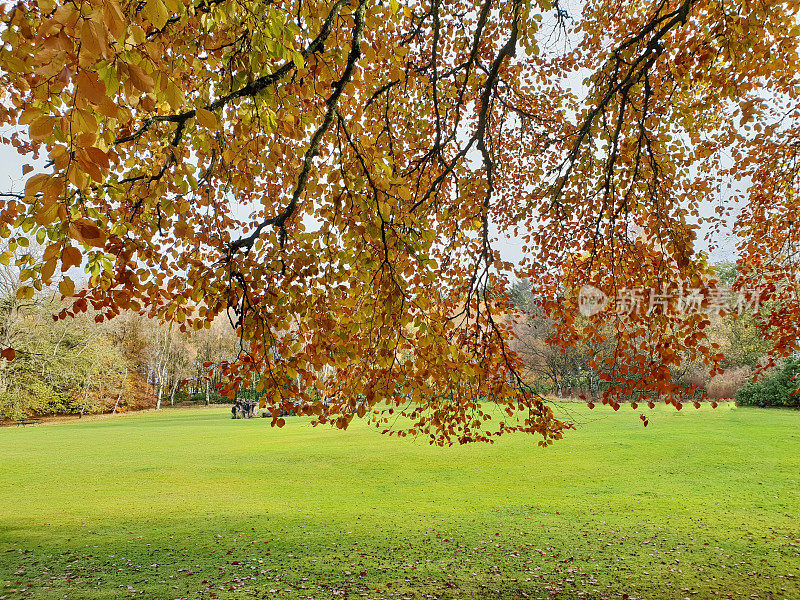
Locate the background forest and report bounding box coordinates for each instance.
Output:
[506,263,775,402]
[0,245,238,420]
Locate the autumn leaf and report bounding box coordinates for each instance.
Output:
[76,71,108,106]
[85,147,110,170]
[195,108,218,130]
[126,64,154,93]
[34,200,58,226]
[69,219,106,248]
[143,0,169,30]
[41,258,57,282]
[24,173,49,198]
[174,219,189,238]
[103,1,126,40]
[61,246,82,270]
[59,277,75,297]
[80,19,107,59]
[28,116,55,141]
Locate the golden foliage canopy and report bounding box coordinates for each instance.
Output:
[0,0,798,443]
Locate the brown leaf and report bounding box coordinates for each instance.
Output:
[61,246,82,270]
[70,219,106,248]
[103,0,126,39]
[76,71,107,106]
[126,63,154,93]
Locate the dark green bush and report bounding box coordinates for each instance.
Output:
[735,356,800,407]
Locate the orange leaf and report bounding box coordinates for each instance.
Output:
[41,259,57,282]
[85,146,110,170]
[70,219,106,247]
[174,219,188,238]
[127,64,154,93]
[103,0,126,39]
[34,199,58,226]
[76,71,107,106]
[0,348,15,361]
[24,173,49,199]
[61,246,82,270]
[80,19,107,59]
[43,243,61,262]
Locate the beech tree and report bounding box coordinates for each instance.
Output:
[0,0,798,444]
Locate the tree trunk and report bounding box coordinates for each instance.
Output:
[113,368,128,414]
[170,376,179,406]
[205,378,210,405]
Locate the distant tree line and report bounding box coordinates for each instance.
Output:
[0,244,238,421]
[507,263,774,402]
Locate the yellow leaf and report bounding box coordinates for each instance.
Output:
[195,107,218,130]
[29,116,55,141]
[34,200,58,226]
[19,108,43,125]
[59,277,75,297]
[24,173,49,198]
[144,0,169,30]
[163,0,183,13]
[165,80,185,111]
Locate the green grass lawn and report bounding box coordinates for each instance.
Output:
[1,403,798,600]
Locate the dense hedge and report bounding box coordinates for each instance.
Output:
[735,356,800,408]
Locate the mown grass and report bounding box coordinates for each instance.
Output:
[0,403,798,600]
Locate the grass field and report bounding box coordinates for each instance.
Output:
[1,403,798,600]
